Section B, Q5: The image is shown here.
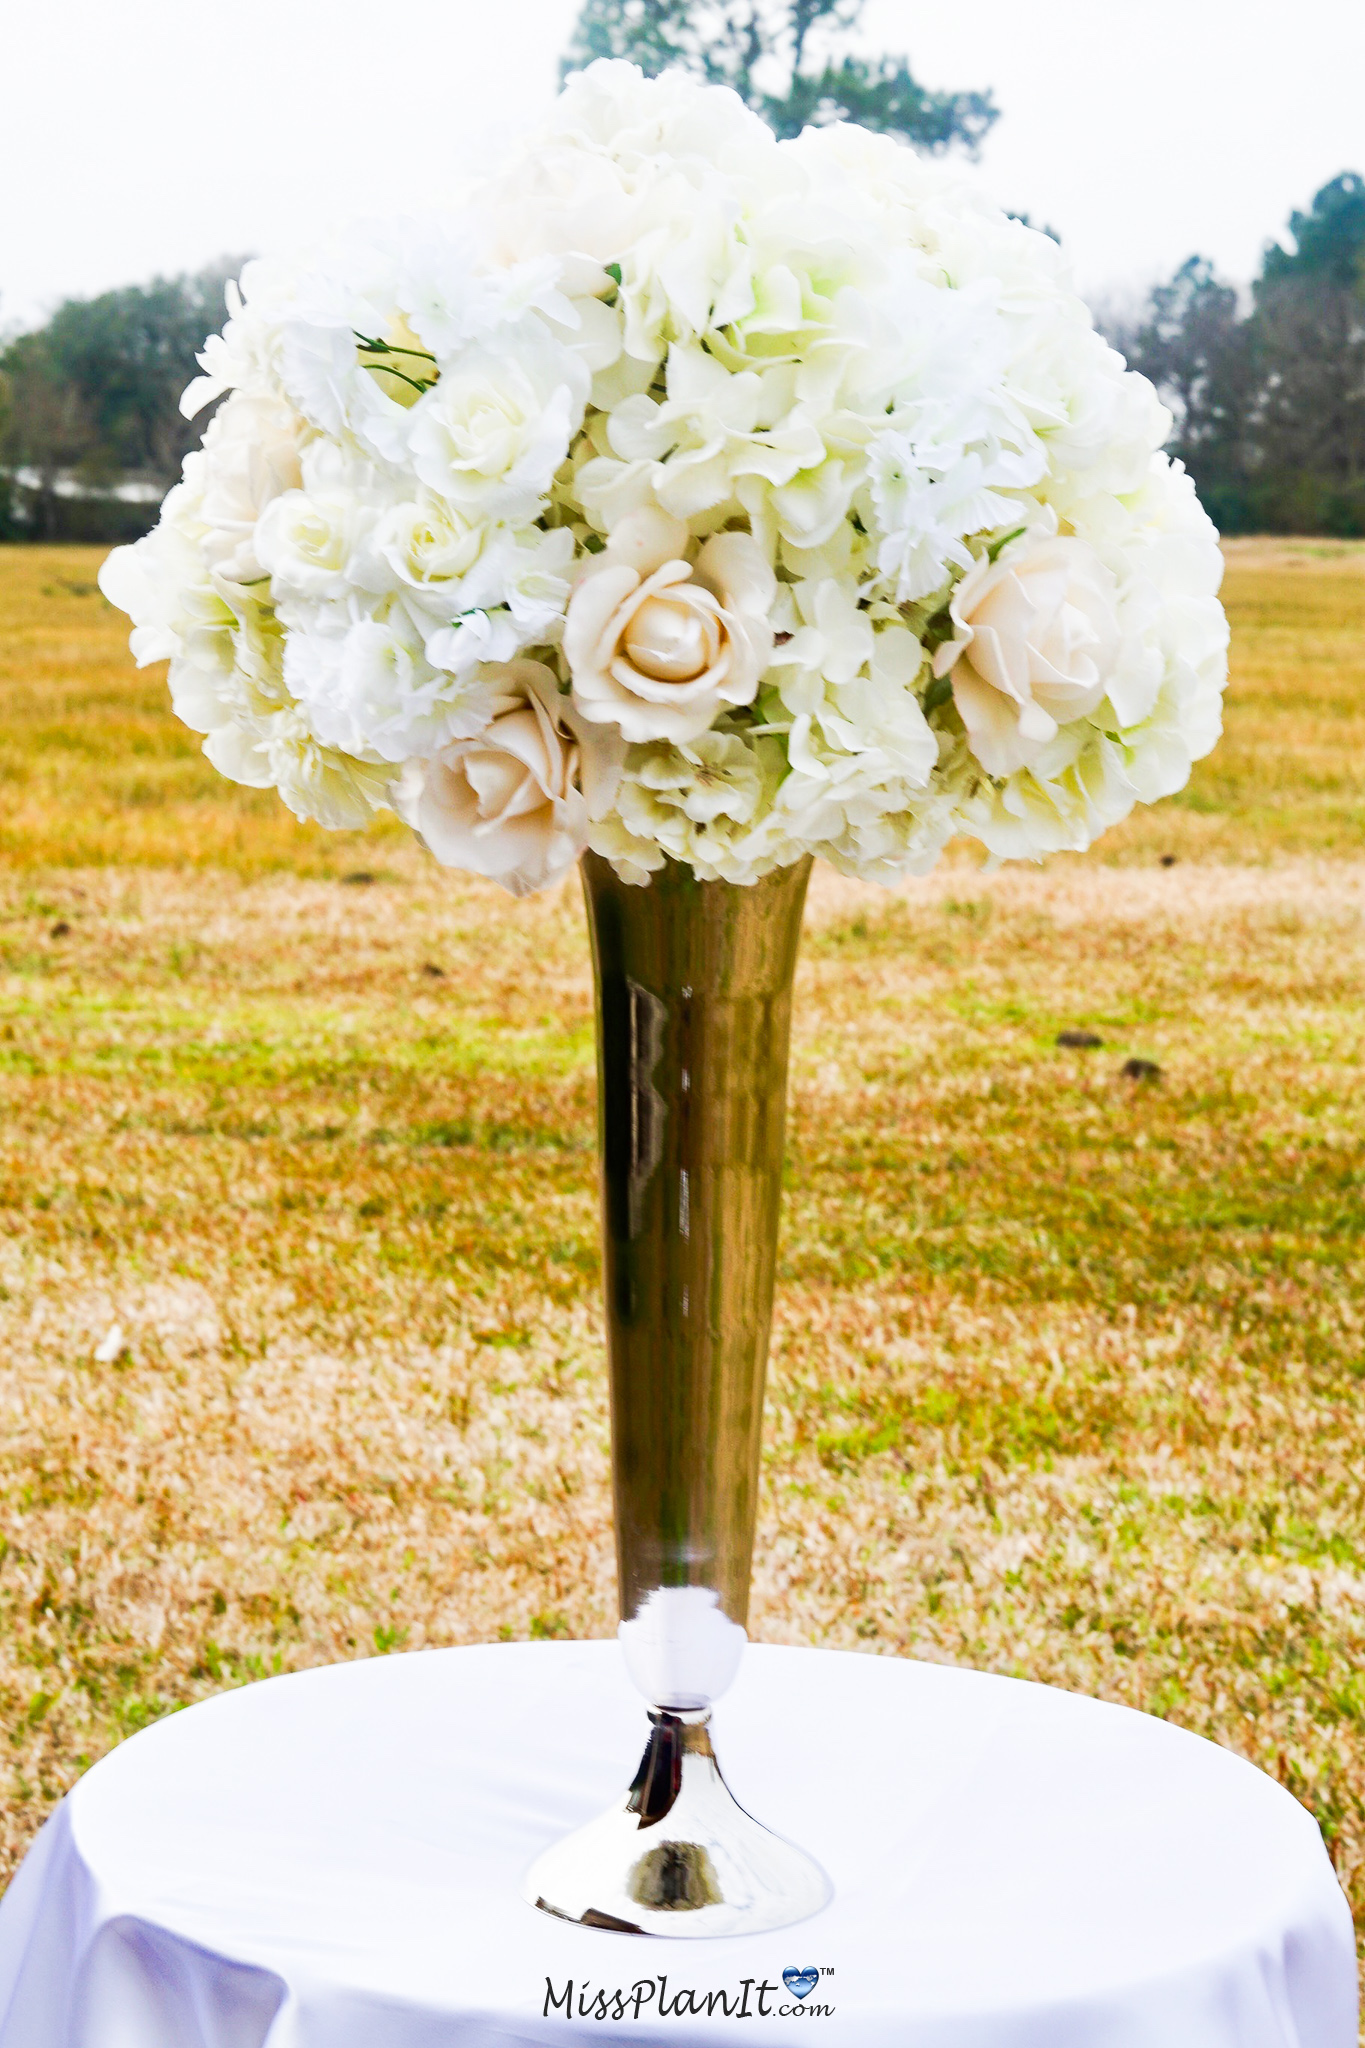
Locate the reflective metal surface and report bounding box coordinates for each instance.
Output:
[582,848,812,1658]
[522,1708,830,1937]
[525,852,828,1937]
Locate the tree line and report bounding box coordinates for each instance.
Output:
[1110,172,1365,538]
[0,260,244,542]
[1,0,1360,540]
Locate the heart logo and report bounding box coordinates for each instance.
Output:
[783,1967,819,2001]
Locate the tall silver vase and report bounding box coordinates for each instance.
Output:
[523,851,830,1937]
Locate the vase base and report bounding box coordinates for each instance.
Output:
[522,1707,830,1939]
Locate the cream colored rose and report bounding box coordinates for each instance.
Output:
[563,507,775,746]
[397,662,605,898]
[933,536,1122,778]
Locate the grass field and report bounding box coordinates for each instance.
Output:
[2,539,1365,1943]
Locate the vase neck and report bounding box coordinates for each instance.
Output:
[581,853,811,1703]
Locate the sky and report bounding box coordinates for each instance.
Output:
[2,0,1362,331]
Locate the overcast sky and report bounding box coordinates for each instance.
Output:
[3,0,1362,331]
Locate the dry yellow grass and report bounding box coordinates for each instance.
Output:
[2,543,1365,1959]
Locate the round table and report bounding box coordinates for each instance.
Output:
[0,1643,1352,2045]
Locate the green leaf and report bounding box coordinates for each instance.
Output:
[986,525,1026,564]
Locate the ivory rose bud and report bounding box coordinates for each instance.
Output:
[396,662,605,898]
[933,536,1121,777]
[564,507,775,745]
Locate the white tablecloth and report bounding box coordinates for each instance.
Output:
[0,1642,1353,2046]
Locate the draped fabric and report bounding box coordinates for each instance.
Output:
[0,1642,1353,2046]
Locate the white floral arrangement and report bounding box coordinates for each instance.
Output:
[100,61,1229,896]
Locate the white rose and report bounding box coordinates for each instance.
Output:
[357,495,486,619]
[932,536,1121,777]
[396,662,607,897]
[409,332,588,520]
[256,443,384,604]
[564,507,775,745]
